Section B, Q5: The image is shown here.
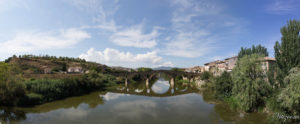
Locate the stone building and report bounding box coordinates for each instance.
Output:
[224,56,238,72]
[185,66,205,73]
[67,66,84,73]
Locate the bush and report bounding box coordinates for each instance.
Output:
[25,79,73,102]
[213,71,233,99]
[0,63,25,106]
[277,67,300,116]
[201,71,212,81]
[83,70,117,89]
[232,54,271,112]
[19,93,44,106]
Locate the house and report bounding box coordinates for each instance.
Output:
[67,66,84,73]
[216,61,226,72]
[41,66,51,74]
[261,57,276,72]
[224,56,238,72]
[185,66,205,73]
[204,61,217,71]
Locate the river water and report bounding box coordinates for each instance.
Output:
[0,75,269,124]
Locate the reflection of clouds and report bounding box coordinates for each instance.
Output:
[134,89,144,93]
[60,107,88,120]
[151,80,170,94]
[112,100,157,119]
[101,92,127,101]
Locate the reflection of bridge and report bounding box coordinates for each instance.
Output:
[112,87,197,97]
[112,76,199,97]
[106,70,201,87]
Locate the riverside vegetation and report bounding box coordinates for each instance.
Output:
[0,61,118,107]
[202,20,300,123]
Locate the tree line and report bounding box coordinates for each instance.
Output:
[205,20,300,123]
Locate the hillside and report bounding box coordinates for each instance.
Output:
[5,55,108,74]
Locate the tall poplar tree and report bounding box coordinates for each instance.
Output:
[274,20,300,84]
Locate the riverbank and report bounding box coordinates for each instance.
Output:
[0,67,118,107]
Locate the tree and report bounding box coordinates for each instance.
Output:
[232,54,271,111]
[137,67,152,72]
[213,71,233,99]
[201,71,212,81]
[238,44,268,59]
[171,68,184,72]
[277,67,300,116]
[0,62,25,106]
[274,20,300,85]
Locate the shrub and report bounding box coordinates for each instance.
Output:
[277,67,300,116]
[201,71,212,81]
[232,54,271,112]
[213,71,233,99]
[0,63,25,106]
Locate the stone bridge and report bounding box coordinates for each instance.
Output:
[105,70,201,88]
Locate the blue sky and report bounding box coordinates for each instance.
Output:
[0,0,299,68]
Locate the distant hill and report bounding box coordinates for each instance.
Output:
[152,66,173,70]
[5,55,108,74]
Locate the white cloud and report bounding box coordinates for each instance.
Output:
[101,92,127,101]
[0,28,90,54]
[164,31,215,58]
[79,48,173,68]
[266,0,300,15]
[111,100,157,119]
[110,24,159,48]
[67,0,160,48]
[163,0,245,58]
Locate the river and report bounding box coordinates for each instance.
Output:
[0,74,269,124]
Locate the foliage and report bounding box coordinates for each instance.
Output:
[23,70,117,106]
[213,71,233,99]
[17,54,86,63]
[171,68,184,72]
[25,79,79,102]
[232,54,271,112]
[274,20,300,85]
[201,71,212,81]
[83,70,117,89]
[177,79,190,84]
[267,63,280,89]
[277,67,300,115]
[0,63,25,106]
[237,44,268,59]
[137,67,152,72]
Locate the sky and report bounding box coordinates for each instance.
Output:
[0,0,299,68]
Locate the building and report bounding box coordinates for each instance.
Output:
[224,56,238,72]
[204,61,217,71]
[67,66,84,73]
[216,61,226,72]
[185,66,205,73]
[261,57,276,72]
[41,66,52,74]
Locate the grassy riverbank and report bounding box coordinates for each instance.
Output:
[0,63,118,107]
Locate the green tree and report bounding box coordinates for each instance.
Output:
[238,44,268,59]
[0,62,25,106]
[232,54,271,111]
[171,68,184,72]
[213,71,233,99]
[137,67,152,72]
[277,67,300,116]
[274,20,300,85]
[201,71,212,81]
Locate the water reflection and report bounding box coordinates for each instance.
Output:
[0,75,269,124]
[151,79,170,94]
